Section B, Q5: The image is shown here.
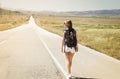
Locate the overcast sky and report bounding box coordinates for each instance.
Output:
[0,0,120,11]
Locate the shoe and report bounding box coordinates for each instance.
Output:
[67,74,72,79]
[68,74,72,78]
[65,73,72,79]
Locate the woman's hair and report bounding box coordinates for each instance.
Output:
[64,20,73,31]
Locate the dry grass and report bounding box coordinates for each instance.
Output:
[0,15,29,31]
[34,15,120,60]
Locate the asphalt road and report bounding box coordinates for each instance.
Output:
[0,19,64,79]
[0,16,120,79]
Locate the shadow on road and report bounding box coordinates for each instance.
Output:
[70,76,97,79]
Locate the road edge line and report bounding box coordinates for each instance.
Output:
[34,27,67,79]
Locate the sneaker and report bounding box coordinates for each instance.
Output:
[67,74,72,79]
[68,74,72,78]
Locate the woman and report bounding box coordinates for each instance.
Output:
[61,20,78,78]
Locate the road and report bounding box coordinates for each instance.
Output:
[0,16,120,79]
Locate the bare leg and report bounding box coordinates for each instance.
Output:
[69,53,74,74]
[65,52,74,74]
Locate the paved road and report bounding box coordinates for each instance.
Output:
[0,19,64,79]
[0,16,120,79]
[31,17,120,79]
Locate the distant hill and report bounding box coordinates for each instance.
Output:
[26,9,120,17]
[1,8,120,17]
[0,8,23,15]
[65,9,120,17]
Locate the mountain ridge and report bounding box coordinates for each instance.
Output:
[65,9,120,16]
[1,8,120,17]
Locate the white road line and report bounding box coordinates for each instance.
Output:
[0,40,7,45]
[0,35,15,45]
[34,28,67,79]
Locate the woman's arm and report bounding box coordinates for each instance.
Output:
[75,32,78,52]
[61,34,65,53]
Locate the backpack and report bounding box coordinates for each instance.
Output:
[64,29,77,47]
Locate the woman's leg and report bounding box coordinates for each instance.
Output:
[69,53,74,74]
[65,53,71,74]
[65,52,74,75]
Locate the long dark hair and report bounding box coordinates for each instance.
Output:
[64,20,73,31]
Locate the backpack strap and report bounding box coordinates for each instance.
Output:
[70,28,76,35]
[64,29,76,37]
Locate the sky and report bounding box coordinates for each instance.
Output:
[0,0,120,12]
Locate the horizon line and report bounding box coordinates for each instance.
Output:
[1,6,120,12]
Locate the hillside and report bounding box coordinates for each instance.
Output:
[0,8,23,15]
[1,8,120,17]
[24,9,120,17]
[0,8,29,31]
[65,9,120,17]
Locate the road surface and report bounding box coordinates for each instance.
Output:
[0,16,120,79]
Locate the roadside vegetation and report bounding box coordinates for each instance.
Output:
[0,15,29,31]
[1,7,120,60]
[34,15,120,60]
[0,8,29,31]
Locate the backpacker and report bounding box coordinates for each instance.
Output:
[64,29,77,47]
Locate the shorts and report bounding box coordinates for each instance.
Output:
[64,45,75,53]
